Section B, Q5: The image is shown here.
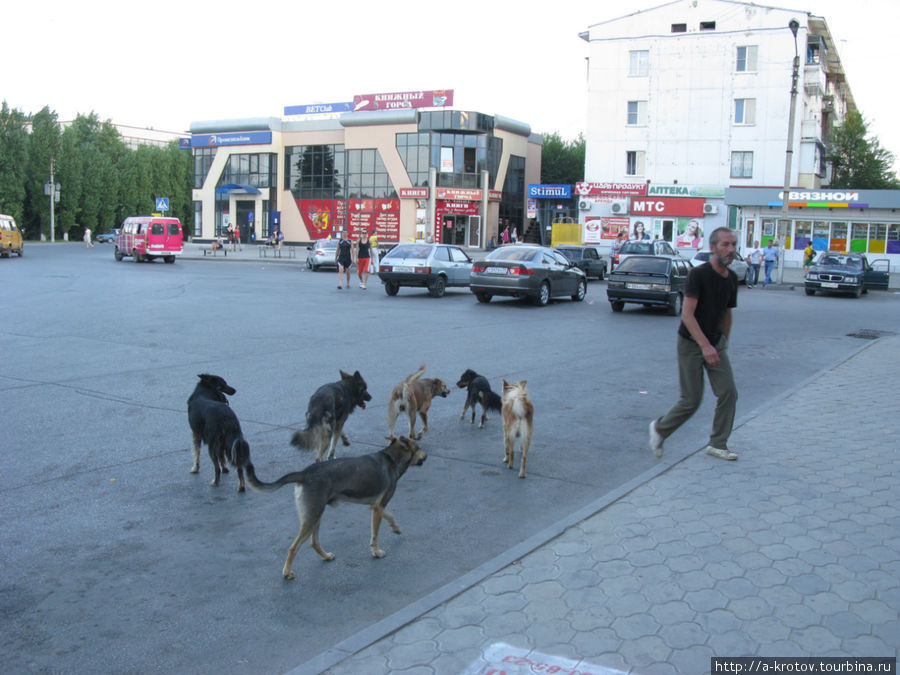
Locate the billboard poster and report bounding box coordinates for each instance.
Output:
[352,90,453,112]
[576,182,647,197]
[676,217,704,248]
[348,198,400,241]
[298,199,338,238]
[585,216,630,242]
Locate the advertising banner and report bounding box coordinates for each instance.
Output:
[435,188,482,201]
[629,197,705,217]
[576,182,647,197]
[585,216,630,242]
[283,102,353,116]
[191,131,272,148]
[352,90,453,112]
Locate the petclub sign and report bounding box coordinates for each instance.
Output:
[352,90,453,112]
[630,197,705,216]
[529,184,572,199]
[191,131,272,148]
[283,102,353,115]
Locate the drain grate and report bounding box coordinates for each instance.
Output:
[847,328,895,340]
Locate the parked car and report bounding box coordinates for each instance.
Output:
[377,242,474,297]
[306,239,339,271]
[613,239,678,268]
[115,216,183,263]
[0,213,24,257]
[469,244,587,306]
[689,250,750,284]
[95,229,119,244]
[555,245,607,280]
[606,254,690,315]
[804,252,890,297]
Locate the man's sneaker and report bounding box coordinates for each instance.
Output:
[649,420,664,458]
[705,445,738,461]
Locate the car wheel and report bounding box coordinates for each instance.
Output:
[669,293,683,316]
[611,301,624,312]
[805,288,816,296]
[572,279,587,302]
[114,248,123,262]
[428,276,447,298]
[853,286,862,298]
[475,292,492,303]
[132,250,141,262]
[534,281,550,306]
[384,281,399,296]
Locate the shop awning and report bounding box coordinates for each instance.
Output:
[215,183,261,195]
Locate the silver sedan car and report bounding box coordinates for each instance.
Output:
[469,244,587,306]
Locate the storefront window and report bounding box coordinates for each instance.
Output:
[888,225,900,254]
[193,148,215,189]
[830,222,847,252]
[794,220,811,248]
[850,223,868,253]
[869,223,887,254]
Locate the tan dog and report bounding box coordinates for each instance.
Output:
[502,380,534,478]
[388,364,451,440]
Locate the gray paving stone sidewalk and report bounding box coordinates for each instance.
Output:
[317,335,899,674]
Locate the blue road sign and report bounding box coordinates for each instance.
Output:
[156,198,170,211]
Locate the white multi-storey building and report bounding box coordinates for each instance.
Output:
[581,0,852,188]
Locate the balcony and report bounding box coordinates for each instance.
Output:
[801,119,822,142]
[803,64,826,98]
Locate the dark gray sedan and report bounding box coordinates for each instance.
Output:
[804,252,890,297]
[469,244,587,306]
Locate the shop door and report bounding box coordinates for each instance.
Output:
[467,216,481,248]
[442,215,466,246]
[236,201,254,243]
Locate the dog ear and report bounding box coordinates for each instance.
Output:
[519,380,528,388]
[502,379,511,391]
[340,369,350,379]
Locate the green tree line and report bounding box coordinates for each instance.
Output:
[0,102,192,240]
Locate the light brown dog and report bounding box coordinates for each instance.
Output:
[388,364,451,440]
[502,379,534,478]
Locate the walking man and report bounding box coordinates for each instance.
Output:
[649,227,739,461]
[747,241,762,288]
[763,240,778,286]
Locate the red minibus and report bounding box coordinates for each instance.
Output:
[115,216,183,263]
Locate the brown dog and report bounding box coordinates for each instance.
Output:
[387,364,450,440]
[502,379,534,478]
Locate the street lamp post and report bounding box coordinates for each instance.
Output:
[779,18,801,284]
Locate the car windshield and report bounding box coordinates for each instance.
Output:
[319,240,337,249]
[557,249,580,260]
[693,252,711,261]
[820,255,861,269]
[486,246,540,262]
[616,257,670,274]
[385,244,431,259]
[620,242,654,254]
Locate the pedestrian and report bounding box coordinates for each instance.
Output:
[747,241,763,288]
[763,240,779,286]
[803,240,816,275]
[353,230,372,289]
[369,233,379,274]
[276,229,284,250]
[335,230,353,289]
[226,223,235,249]
[84,227,93,248]
[511,226,518,244]
[649,227,739,461]
[610,231,625,271]
[233,225,242,252]
[501,225,510,245]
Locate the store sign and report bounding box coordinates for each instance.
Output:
[576,182,647,197]
[352,89,453,112]
[489,190,502,201]
[191,131,272,148]
[529,184,572,199]
[768,190,868,208]
[436,188,481,201]
[399,187,429,199]
[648,184,726,198]
[630,197,705,216]
[283,102,353,115]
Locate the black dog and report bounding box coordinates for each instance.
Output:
[187,373,249,491]
[456,368,503,428]
[238,437,426,580]
[290,370,372,462]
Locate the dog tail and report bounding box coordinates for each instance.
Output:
[399,364,426,412]
[243,462,301,494]
[290,428,315,451]
[230,438,251,468]
[480,389,503,413]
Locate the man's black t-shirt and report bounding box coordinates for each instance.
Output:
[677,262,738,345]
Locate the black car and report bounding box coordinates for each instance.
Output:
[606,254,690,315]
[555,245,607,280]
[804,252,890,297]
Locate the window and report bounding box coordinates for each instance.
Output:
[736,45,758,72]
[627,100,648,126]
[629,50,649,77]
[730,151,753,178]
[700,21,716,30]
[626,151,645,176]
[734,98,756,125]
[671,23,687,33]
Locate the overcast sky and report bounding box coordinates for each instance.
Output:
[5,0,899,172]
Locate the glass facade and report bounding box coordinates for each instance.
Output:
[193,148,215,189]
[500,155,526,230]
[285,145,394,200]
[396,130,502,190]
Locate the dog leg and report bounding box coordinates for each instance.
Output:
[236,466,246,492]
[370,505,386,558]
[340,432,350,447]
[407,405,418,440]
[381,508,402,535]
[208,445,221,486]
[504,433,515,469]
[416,409,428,439]
[519,428,533,479]
[190,433,201,473]
[310,519,335,562]
[387,404,397,440]
[479,404,488,429]
[460,401,470,422]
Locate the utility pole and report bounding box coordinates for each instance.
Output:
[779,19,801,284]
[50,157,56,243]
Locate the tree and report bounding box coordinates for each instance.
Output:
[0,101,29,225]
[540,132,585,185]
[24,106,61,240]
[826,110,899,189]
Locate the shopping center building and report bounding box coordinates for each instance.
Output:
[189,104,541,246]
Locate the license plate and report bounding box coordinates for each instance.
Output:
[393,266,413,273]
[821,282,839,289]
[485,266,508,275]
[627,282,652,290]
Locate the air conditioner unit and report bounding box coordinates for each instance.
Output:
[703,203,718,215]
[578,200,592,211]
[610,199,629,214]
